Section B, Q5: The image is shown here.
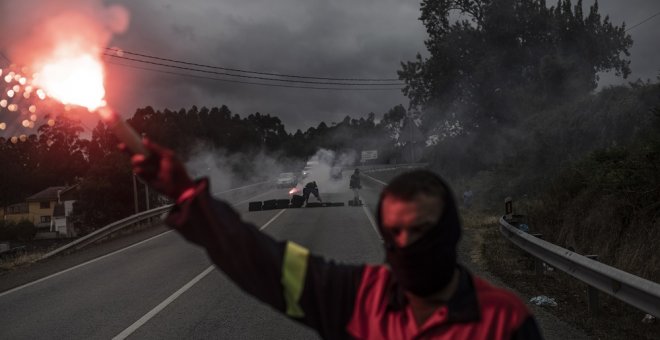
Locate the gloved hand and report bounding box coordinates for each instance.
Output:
[122,139,195,200]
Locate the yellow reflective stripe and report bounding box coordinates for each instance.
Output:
[281,241,309,317]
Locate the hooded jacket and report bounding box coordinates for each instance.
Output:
[167,177,543,339]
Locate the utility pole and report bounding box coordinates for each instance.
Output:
[132,172,139,214]
[140,132,150,211]
[410,118,414,163]
[145,182,150,211]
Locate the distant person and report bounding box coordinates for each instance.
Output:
[302,181,322,205]
[127,140,543,339]
[463,187,474,209]
[350,168,362,205]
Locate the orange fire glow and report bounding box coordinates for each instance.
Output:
[33,49,106,111]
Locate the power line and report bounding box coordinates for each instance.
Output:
[625,10,660,32]
[103,53,404,86]
[105,59,403,91]
[105,47,400,82]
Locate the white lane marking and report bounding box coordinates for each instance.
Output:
[350,174,384,241]
[235,189,277,206]
[0,190,275,298]
[259,209,286,230]
[361,198,383,242]
[0,231,173,299]
[363,173,387,186]
[112,266,215,340]
[113,209,287,339]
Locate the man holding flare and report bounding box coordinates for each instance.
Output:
[126,139,543,339]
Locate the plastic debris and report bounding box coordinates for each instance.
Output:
[641,314,656,324]
[517,223,529,233]
[529,295,557,307]
[542,263,555,272]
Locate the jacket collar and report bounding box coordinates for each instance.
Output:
[387,264,481,323]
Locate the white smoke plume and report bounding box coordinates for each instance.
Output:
[296,148,357,194]
[184,143,358,197]
[184,142,301,194]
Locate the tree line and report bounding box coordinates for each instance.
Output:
[395,0,659,286]
[0,103,408,231]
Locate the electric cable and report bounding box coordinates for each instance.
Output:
[105,47,400,82]
[625,10,660,32]
[103,53,404,86]
[105,59,403,91]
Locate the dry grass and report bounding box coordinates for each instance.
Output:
[461,210,498,229]
[479,217,660,340]
[0,219,163,272]
[0,251,45,271]
[522,194,660,284]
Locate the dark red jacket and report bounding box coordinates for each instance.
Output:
[167,179,542,339]
[348,266,539,339]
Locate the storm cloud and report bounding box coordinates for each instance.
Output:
[2,0,659,133]
[102,0,425,132]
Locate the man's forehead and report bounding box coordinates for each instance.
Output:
[382,193,442,206]
[381,194,443,224]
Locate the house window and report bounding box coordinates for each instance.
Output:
[40,216,51,223]
[40,201,50,209]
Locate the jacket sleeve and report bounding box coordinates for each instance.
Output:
[165,178,363,339]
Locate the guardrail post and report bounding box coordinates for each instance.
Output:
[585,255,600,316]
[531,233,544,276]
[504,197,513,220]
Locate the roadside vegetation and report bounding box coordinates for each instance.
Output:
[399,0,659,287]
[0,220,36,241]
[0,251,44,271]
[474,214,660,340]
[400,1,660,337]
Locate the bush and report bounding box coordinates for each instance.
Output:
[529,131,660,282]
[14,220,36,241]
[0,220,14,240]
[0,220,36,241]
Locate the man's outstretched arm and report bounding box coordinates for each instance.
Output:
[128,140,363,339]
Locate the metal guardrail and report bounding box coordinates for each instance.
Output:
[39,166,416,260]
[42,180,273,260]
[359,163,428,186]
[499,216,660,317]
[356,163,428,173]
[42,205,172,259]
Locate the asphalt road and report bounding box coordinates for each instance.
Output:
[0,175,386,340]
[0,170,589,339]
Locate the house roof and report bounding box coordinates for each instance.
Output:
[53,203,66,217]
[59,183,80,201]
[59,183,79,195]
[26,186,67,202]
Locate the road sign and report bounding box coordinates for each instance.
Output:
[361,150,378,162]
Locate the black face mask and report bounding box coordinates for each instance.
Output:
[378,188,462,297]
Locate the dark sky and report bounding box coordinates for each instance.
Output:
[104,0,425,133]
[2,1,660,134]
